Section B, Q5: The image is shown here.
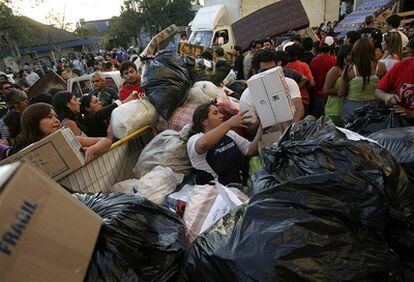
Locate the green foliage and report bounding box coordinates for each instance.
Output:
[106,0,196,47]
[0,2,35,44]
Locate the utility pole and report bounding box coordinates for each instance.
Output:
[62,4,66,29]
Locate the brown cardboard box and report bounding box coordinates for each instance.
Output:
[0,162,101,282]
[0,128,85,181]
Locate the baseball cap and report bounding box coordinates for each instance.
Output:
[320,36,335,47]
[282,41,295,51]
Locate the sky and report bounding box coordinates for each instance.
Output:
[10,0,124,29]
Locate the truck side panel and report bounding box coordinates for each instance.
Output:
[203,0,241,25]
[240,0,277,18]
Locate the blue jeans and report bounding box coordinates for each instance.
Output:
[341,99,378,122]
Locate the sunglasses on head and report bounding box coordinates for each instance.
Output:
[209,98,217,105]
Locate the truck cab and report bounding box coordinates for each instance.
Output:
[67,71,124,97]
[188,5,235,53]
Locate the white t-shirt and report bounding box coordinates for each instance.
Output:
[379,57,399,71]
[240,77,301,113]
[26,72,40,87]
[187,130,251,181]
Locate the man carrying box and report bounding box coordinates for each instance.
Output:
[240,49,305,137]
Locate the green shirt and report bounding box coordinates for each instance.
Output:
[347,76,378,101]
[325,77,344,117]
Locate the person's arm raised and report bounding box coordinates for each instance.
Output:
[246,124,263,156]
[323,67,341,96]
[338,65,351,97]
[195,112,250,154]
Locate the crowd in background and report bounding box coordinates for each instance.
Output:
[235,14,413,126]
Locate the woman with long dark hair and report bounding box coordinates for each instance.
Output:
[338,37,387,121]
[187,101,262,186]
[10,103,112,162]
[323,44,353,126]
[52,91,84,136]
[79,93,135,137]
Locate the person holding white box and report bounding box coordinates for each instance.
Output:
[187,101,262,186]
[240,49,304,131]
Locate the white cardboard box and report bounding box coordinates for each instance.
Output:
[247,66,294,128]
[0,128,85,181]
[0,162,102,282]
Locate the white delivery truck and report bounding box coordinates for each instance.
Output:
[188,0,309,52]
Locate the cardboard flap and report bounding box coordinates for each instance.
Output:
[0,162,20,192]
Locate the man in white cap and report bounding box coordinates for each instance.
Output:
[309,35,337,118]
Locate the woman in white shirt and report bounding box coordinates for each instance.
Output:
[380,31,403,71]
[187,101,262,185]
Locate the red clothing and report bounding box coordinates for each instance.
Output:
[310,53,336,97]
[377,57,414,111]
[286,60,314,104]
[119,80,146,101]
[111,59,120,67]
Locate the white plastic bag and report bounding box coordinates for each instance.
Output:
[111,99,158,139]
[111,178,140,193]
[183,183,248,242]
[132,166,184,205]
[186,84,213,105]
[222,69,237,86]
[134,125,193,177]
[192,81,223,99]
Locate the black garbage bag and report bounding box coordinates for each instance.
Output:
[262,118,414,227]
[210,59,232,85]
[86,248,140,281]
[262,117,414,279]
[345,104,410,136]
[250,169,282,195]
[226,80,247,100]
[278,116,345,143]
[75,193,187,282]
[263,116,405,188]
[141,50,191,119]
[184,56,213,82]
[369,127,414,184]
[180,171,403,281]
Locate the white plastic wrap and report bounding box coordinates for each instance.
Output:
[111,99,158,139]
[134,125,193,177]
[132,165,184,205]
[183,183,248,242]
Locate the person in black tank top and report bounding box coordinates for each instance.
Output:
[187,102,262,185]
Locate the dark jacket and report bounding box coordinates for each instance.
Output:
[82,103,117,137]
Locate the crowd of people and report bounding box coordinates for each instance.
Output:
[0,53,142,161]
[0,13,413,187]
[235,14,413,125]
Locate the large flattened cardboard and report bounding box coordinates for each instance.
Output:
[232,0,309,50]
[0,162,101,282]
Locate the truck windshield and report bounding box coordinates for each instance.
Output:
[188,31,213,47]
